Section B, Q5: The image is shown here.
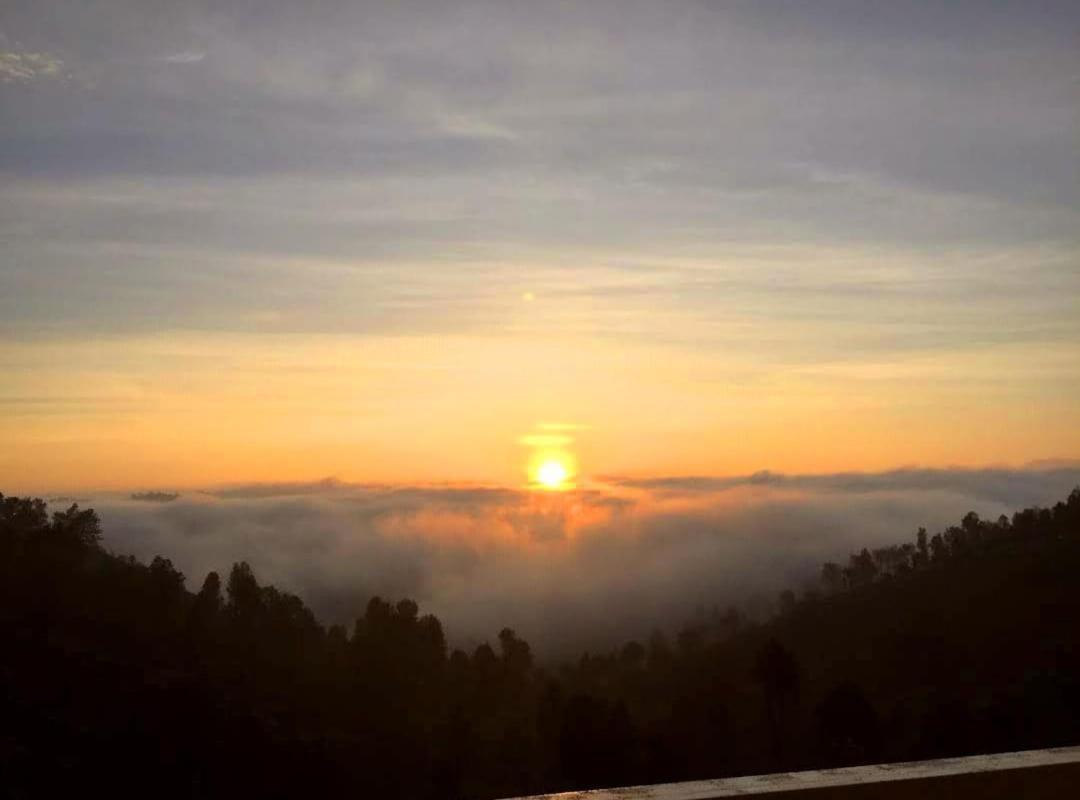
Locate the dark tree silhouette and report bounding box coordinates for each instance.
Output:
[2,487,1079,798]
[815,681,881,764]
[754,639,801,761]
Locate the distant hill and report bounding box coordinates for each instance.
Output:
[2,487,1078,798]
[129,491,181,503]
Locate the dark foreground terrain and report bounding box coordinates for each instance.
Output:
[2,488,1078,799]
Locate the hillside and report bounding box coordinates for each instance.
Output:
[2,488,1078,798]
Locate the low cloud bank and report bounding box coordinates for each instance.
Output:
[79,464,1080,656]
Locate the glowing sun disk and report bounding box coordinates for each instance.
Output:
[536,459,569,489]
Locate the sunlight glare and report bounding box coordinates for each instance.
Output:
[535,458,570,490]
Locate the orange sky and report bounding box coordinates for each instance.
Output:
[3,322,1077,494]
[2,3,1078,494]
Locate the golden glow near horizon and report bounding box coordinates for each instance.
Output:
[535,458,571,490]
[0,328,1078,494]
[522,425,580,491]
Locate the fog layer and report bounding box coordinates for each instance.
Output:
[86,464,1080,655]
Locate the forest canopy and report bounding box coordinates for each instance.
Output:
[2,487,1079,798]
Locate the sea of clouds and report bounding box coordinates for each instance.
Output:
[68,464,1080,657]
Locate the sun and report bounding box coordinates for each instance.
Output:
[521,427,579,491]
[536,459,569,489]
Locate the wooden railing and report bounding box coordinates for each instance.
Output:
[500,745,1080,799]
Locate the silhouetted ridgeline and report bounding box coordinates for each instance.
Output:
[2,489,1078,799]
[129,491,181,503]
